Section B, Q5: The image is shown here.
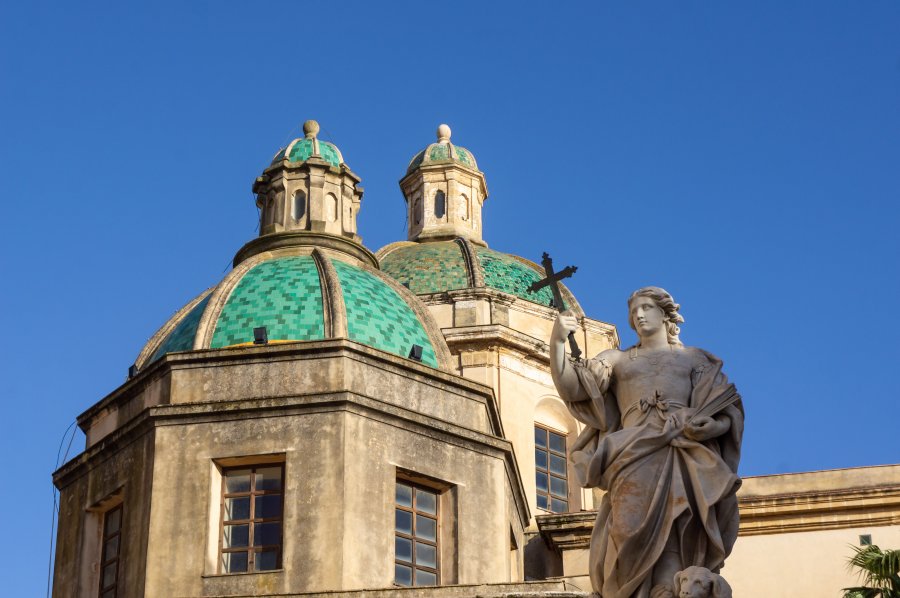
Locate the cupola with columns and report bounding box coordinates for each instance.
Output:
[252,120,364,243]
[400,124,488,246]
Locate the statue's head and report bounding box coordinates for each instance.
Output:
[628,286,684,346]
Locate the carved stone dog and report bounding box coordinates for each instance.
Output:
[673,566,733,598]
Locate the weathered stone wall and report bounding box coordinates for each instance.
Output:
[53,428,155,598]
[57,341,530,596]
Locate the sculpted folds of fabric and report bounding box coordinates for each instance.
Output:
[563,350,743,598]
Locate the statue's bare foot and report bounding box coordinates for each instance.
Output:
[650,584,675,598]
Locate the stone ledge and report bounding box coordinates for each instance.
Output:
[79,338,499,432]
[188,579,585,597]
[443,324,549,359]
[535,468,900,545]
[537,512,595,551]
[738,482,900,535]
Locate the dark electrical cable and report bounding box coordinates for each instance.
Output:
[47,420,78,598]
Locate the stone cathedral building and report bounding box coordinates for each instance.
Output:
[52,122,900,598]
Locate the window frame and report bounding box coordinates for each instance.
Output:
[394,479,441,587]
[98,503,123,598]
[434,190,446,220]
[534,423,569,514]
[291,189,306,222]
[218,463,285,574]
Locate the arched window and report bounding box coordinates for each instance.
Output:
[325,193,338,222]
[292,190,306,221]
[460,194,470,221]
[266,193,276,226]
[258,195,266,229]
[413,197,422,225]
[434,191,446,219]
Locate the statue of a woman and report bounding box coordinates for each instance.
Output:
[550,287,744,598]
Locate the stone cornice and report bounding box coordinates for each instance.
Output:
[232,231,378,268]
[207,580,578,598]
[56,388,532,528]
[79,339,500,433]
[537,474,900,551]
[537,511,596,550]
[442,324,550,362]
[737,482,900,535]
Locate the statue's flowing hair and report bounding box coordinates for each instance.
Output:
[628,286,685,346]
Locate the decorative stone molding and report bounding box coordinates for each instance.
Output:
[232,231,378,268]
[738,481,900,535]
[443,324,549,362]
[538,466,900,555]
[537,511,596,551]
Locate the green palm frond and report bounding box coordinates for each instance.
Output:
[844,545,900,598]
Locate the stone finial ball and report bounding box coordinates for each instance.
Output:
[303,120,320,138]
[437,123,451,142]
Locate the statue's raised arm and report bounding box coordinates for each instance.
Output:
[548,287,744,598]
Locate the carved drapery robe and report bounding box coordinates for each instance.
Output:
[564,349,744,598]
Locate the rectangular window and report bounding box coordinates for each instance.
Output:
[394,481,439,587]
[98,504,122,598]
[535,424,568,513]
[220,465,284,573]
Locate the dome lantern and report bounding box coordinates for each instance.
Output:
[251,120,363,249]
[399,124,488,246]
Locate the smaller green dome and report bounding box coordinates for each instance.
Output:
[271,120,344,168]
[407,124,478,174]
[379,238,568,310]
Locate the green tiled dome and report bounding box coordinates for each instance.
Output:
[270,120,344,168]
[272,138,343,168]
[332,260,438,367]
[149,294,211,363]
[406,124,478,174]
[380,241,469,295]
[140,254,442,369]
[475,247,554,306]
[211,256,326,348]
[379,239,564,309]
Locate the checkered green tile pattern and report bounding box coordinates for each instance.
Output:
[150,294,211,362]
[476,247,554,307]
[380,242,469,294]
[407,149,426,171]
[407,143,478,174]
[285,138,342,167]
[211,256,325,348]
[429,145,450,161]
[454,146,475,168]
[332,260,438,368]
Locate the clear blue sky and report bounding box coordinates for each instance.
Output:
[2,2,899,594]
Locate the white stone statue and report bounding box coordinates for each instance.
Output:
[550,287,744,598]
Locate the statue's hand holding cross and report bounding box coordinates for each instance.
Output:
[528,252,581,359]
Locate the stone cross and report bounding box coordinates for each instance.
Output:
[528,252,582,359]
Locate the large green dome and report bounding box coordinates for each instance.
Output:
[137,252,448,370]
[378,238,581,312]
